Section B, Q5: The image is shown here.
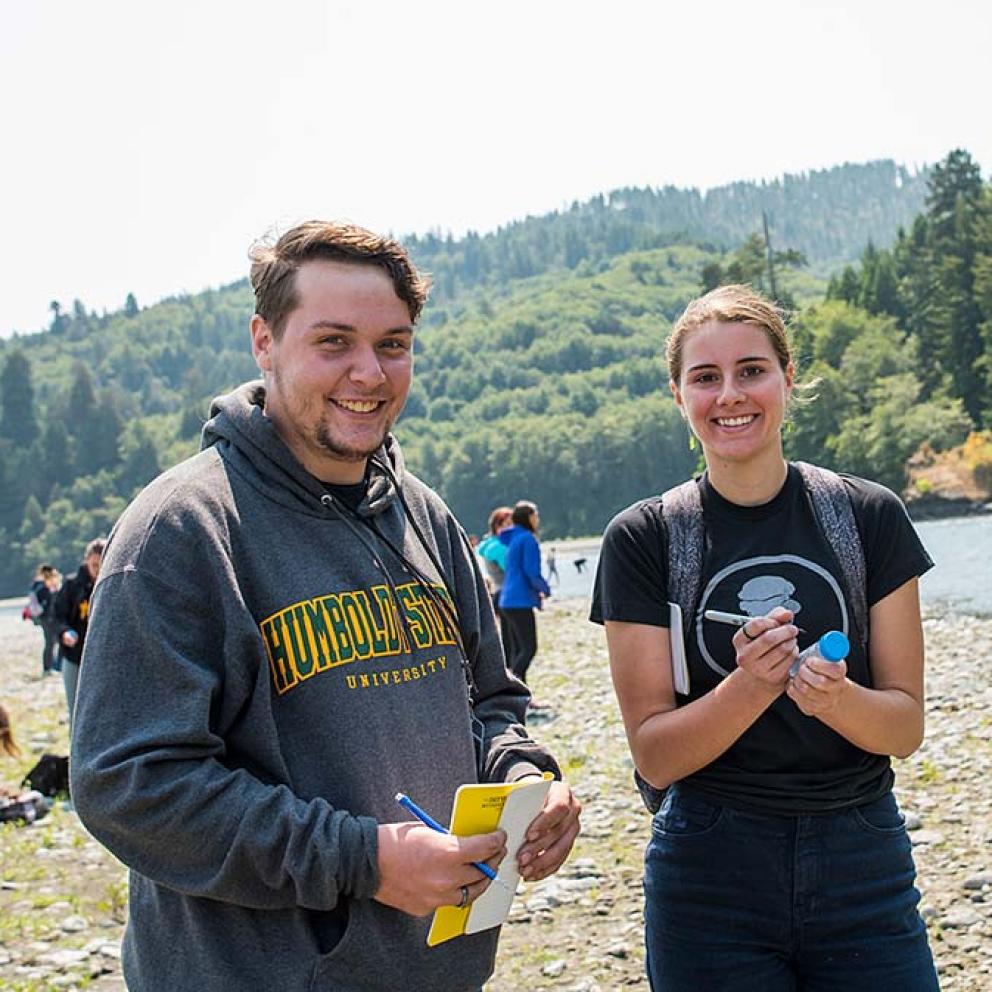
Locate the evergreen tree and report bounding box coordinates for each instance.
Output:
[855,244,902,319]
[0,351,39,448]
[892,215,941,396]
[117,422,160,493]
[70,299,92,337]
[66,360,98,431]
[972,189,992,423]
[701,261,724,293]
[37,418,71,505]
[49,300,66,334]
[0,449,32,535]
[826,266,860,305]
[19,494,45,542]
[926,149,984,239]
[63,361,102,476]
[923,149,988,423]
[90,392,125,473]
[179,404,206,439]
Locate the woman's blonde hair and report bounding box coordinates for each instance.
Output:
[666,284,792,385]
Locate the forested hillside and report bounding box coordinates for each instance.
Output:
[407,160,928,300]
[402,244,819,536]
[1,155,988,596]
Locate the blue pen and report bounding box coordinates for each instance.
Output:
[395,792,509,889]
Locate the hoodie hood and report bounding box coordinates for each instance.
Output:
[201,380,403,518]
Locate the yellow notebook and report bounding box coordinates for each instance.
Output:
[426,773,554,946]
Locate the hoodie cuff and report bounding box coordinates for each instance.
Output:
[339,815,380,900]
[504,761,556,783]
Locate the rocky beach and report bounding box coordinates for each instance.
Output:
[1,599,990,991]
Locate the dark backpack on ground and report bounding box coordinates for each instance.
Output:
[634,462,869,813]
[0,790,49,824]
[22,753,70,798]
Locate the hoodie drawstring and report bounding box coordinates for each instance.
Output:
[319,493,418,658]
[368,456,480,700]
[319,492,478,702]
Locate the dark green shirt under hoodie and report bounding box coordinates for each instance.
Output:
[71,381,559,992]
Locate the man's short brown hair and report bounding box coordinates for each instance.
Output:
[249,221,431,337]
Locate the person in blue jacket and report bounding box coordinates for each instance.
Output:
[499,500,552,684]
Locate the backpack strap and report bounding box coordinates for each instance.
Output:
[632,478,705,815]
[794,462,869,654]
[661,478,705,646]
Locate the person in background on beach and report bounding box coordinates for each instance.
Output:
[70,220,580,992]
[0,703,20,758]
[592,284,937,990]
[545,546,559,585]
[499,501,552,693]
[477,505,515,652]
[55,539,104,729]
[29,563,62,677]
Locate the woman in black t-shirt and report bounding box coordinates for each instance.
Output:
[592,285,937,991]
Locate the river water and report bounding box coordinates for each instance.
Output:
[549,514,992,617]
[1,515,989,622]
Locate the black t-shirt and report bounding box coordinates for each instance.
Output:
[324,479,369,512]
[590,464,934,814]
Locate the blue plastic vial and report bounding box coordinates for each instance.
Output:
[789,630,850,677]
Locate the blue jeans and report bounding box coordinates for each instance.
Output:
[644,786,938,991]
[41,622,59,673]
[62,658,80,734]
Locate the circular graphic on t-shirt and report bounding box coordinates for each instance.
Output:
[695,554,849,679]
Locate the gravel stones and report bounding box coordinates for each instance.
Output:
[488,602,992,991]
[2,600,991,989]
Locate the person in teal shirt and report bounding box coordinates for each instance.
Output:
[477,505,513,653]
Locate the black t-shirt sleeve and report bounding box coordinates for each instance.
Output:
[843,475,934,606]
[589,498,670,627]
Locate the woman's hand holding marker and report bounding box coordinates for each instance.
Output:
[706,607,800,694]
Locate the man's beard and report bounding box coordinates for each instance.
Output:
[313,419,391,463]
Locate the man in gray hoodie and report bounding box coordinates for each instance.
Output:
[70,221,581,991]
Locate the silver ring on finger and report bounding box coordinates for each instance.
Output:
[457,884,470,909]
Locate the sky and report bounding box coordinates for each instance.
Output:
[3,0,991,338]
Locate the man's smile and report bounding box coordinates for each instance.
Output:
[331,398,385,413]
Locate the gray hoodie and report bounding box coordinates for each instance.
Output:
[71,381,560,991]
